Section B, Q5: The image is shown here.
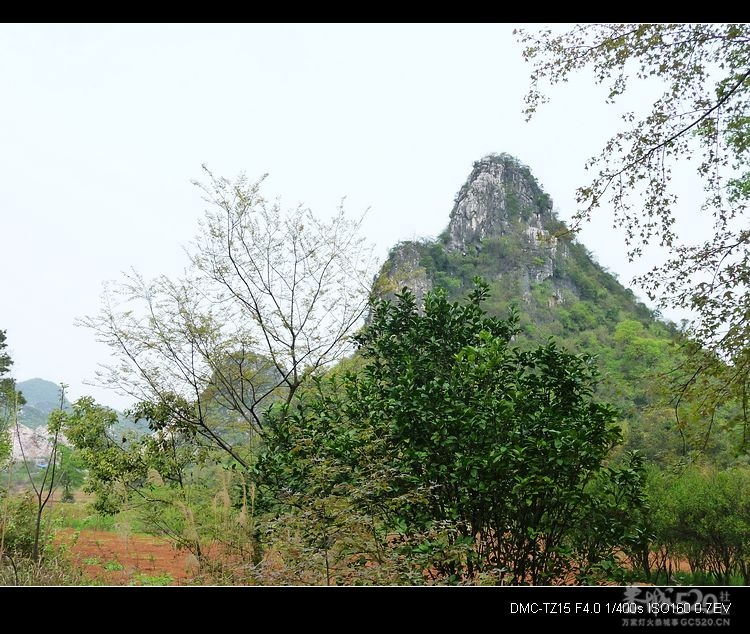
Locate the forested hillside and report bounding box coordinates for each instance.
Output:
[375,154,745,467]
[16,378,71,428]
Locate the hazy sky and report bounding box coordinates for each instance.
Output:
[1,23,709,411]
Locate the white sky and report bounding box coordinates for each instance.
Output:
[0,23,710,411]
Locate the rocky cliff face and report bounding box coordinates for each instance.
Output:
[376,153,573,307]
[11,422,55,460]
[372,240,434,308]
[446,153,571,302]
[446,153,553,251]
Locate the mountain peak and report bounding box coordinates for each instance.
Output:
[446,153,554,251]
[371,154,564,310]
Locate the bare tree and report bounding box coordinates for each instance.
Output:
[79,168,377,469]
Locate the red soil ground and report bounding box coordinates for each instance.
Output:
[55,529,198,586]
[54,528,670,586]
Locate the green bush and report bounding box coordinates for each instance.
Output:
[258,279,645,585]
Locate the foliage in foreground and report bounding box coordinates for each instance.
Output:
[257,279,647,584]
[624,464,750,586]
[0,491,84,586]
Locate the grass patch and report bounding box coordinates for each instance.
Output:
[104,560,124,571]
[128,572,174,586]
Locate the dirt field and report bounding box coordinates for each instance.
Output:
[56,529,199,586]
[53,527,668,586]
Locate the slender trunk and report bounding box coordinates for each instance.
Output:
[0,460,12,572]
[32,506,43,565]
[29,385,66,564]
[325,543,331,586]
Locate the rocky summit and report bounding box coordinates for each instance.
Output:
[445,153,554,251]
[374,153,586,310]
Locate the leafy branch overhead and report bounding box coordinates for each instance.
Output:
[517,23,750,360]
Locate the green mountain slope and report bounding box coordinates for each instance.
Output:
[16,378,71,428]
[373,154,739,465]
[16,378,143,443]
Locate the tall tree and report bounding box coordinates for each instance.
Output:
[259,280,646,584]
[0,330,20,466]
[1,329,28,583]
[21,384,67,563]
[0,330,11,378]
[79,168,377,470]
[516,23,750,450]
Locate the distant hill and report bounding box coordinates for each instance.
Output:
[17,378,72,428]
[10,378,145,461]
